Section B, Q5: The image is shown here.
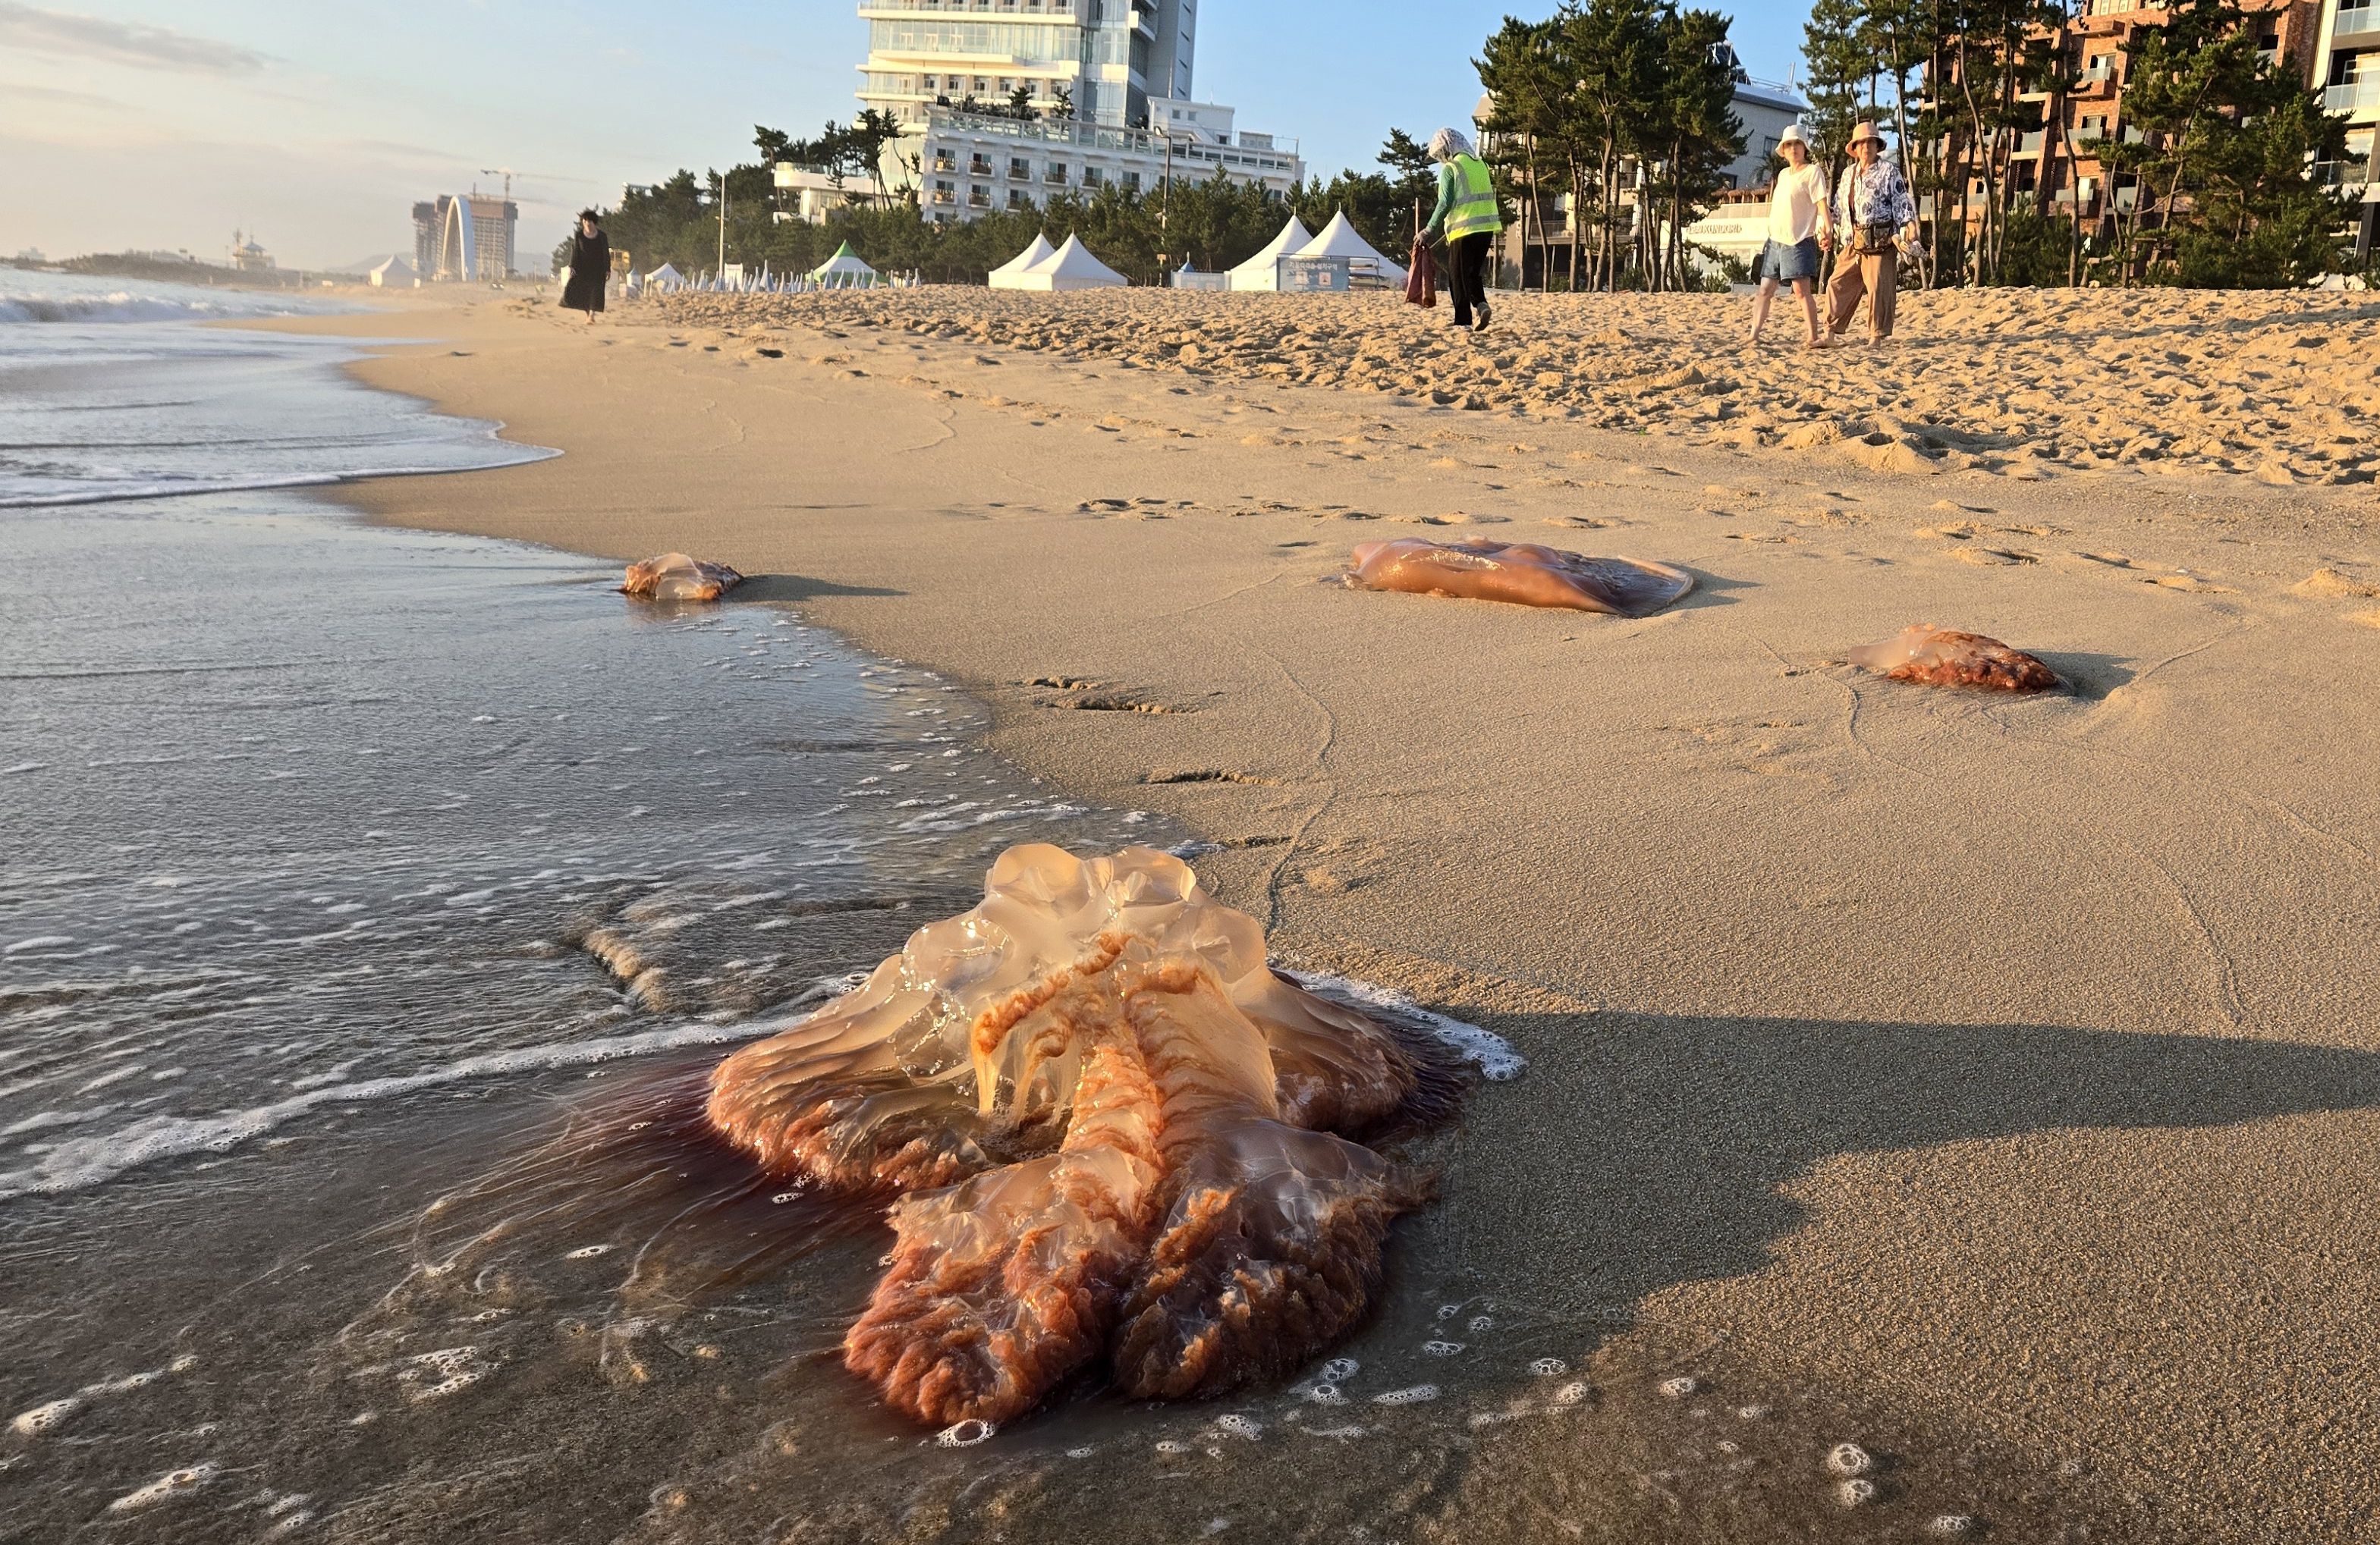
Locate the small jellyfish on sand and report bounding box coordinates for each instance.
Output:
[1844,623,2059,692]
[621,553,744,602]
[1344,539,1693,618]
[704,844,1471,1427]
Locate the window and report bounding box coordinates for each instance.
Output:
[970,185,992,207]
[932,179,956,204]
[1123,171,1141,190]
[933,149,956,171]
[970,153,992,174]
[1083,166,1104,187]
[1009,157,1030,179]
[1045,161,1068,183]
[1008,188,1031,209]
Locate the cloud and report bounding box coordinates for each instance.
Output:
[0,4,267,74]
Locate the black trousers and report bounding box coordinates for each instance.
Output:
[1447,231,1494,325]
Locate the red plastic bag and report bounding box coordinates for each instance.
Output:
[1405,237,1437,308]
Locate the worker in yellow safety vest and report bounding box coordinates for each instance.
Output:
[1420,127,1504,332]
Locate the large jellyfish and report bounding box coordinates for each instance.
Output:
[621,553,744,601]
[704,845,1468,1427]
[1846,623,2060,692]
[1346,538,1694,617]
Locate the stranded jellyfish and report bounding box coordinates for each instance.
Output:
[1346,538,1694,617]
[1846,623,2060,692]
[704,844,1468,1427]
[621,553,744,601]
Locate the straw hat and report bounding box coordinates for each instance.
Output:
[1849,121,1888,150]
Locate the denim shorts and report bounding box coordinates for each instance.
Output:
[1759,237,1822,283]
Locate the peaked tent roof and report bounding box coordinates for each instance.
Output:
[1294,209,1407,284]
[812,241,878,278]
[989,233,1057,281]
[1225,213,1315,287]
[1026,234,1126,286]
[644,262,684,283]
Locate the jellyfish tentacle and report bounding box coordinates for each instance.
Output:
[1110,1121,1429,1401]
[845,982,1168,1425]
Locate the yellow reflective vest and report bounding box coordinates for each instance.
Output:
[1445,154,1504,240]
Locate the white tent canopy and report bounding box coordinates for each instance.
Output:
[367,255,419,288]
[986,233,1058,288]
[999,233,1127,292]
[644,262,684,289]
[1226,214,1315,290]
[812,241,879,286]
[1294,209,1406,287]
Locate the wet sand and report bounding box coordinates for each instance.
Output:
[294,286,2380,1540]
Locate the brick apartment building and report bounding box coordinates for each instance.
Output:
[1935,0,2378,255]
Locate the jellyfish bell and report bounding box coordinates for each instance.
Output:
[1345,538,1693,617]
[1845,623,2061,692]
[703,844,1470,1427]
[621,553,744,601]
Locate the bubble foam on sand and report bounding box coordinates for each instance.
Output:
[1279,970,1525,1081]
[105,1462,220,1513]
[9,1355,198,1437]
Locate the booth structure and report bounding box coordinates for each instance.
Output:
[1294,210,1406,288]
[986,234,1056,288]
[811,242,880,288]
[1171,261,1228,292]
[986,233,1127,292]
[1225,215,1314,290]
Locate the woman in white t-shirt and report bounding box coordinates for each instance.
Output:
[1747,124,1831,348]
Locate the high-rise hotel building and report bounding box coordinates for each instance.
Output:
[856,0,1301,220]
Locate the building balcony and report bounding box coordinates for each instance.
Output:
[2332,5,2380,48]
[860,0,1061,14]
[2325,77,2380,113]
[969,187,992,208]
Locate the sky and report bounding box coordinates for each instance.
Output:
[0,1,1813,272]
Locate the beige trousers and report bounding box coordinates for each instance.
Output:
[1826,247,1899,338]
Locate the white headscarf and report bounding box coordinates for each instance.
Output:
[1428,127,1473,162]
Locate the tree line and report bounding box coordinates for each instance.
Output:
[1473,0,1750,292]
[1803,0,2353,287]
[583,124,1438,286]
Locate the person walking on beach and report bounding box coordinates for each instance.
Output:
[1746,124,1830,348]
[1819,123,1917,348]
[1420,127,1504,333]
[561,210,610,323]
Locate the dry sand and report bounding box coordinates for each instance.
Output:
[289,284,2380,1539]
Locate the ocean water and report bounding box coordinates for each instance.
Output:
[0,274,2107,1543]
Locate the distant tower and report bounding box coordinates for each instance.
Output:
[421,193,517,281]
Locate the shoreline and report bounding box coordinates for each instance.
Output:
[281,287,2380,1537]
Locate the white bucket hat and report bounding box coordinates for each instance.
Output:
[1778,124,1809,149]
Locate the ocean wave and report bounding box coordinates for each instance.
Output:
[0,447,560,509]
[0,281,352,325]
[0,975,869,1203]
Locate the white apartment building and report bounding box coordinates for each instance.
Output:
[857,0,1300,220]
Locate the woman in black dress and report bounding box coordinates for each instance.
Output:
[561,209,609,322]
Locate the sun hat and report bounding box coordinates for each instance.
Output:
[1848,121,1887,150]
[1778,124,1809,148]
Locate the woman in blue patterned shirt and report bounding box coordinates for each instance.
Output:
[1820,122,1919,347]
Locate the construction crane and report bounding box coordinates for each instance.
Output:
[479,168,516,201]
